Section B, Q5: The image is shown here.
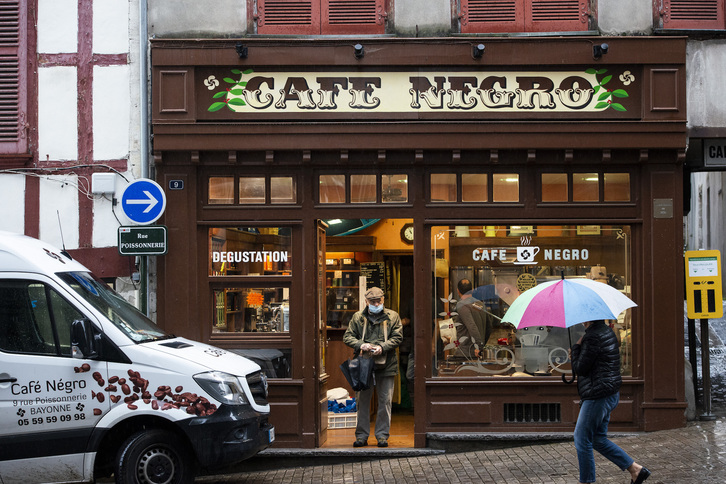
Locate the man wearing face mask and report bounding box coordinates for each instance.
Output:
[343,286,403,448]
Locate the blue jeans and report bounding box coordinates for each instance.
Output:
[574,393,634,483]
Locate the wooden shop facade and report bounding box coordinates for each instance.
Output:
[151,36,687,448]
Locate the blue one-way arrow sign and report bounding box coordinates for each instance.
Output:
[121,179,166,225]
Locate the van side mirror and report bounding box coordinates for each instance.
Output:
[71,319,99,359]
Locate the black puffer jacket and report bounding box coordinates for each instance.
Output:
[571,320,622,401]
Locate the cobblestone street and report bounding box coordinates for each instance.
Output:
[198,418,726,483]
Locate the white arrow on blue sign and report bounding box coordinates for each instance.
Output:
[120,178,167,225]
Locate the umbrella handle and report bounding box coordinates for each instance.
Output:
[562,372,576,384]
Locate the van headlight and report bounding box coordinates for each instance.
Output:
[194,371,249,405]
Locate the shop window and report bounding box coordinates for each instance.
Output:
[382,174,408,203]
[255,0,387,35]
[319,174,346,203]
[213,287,290,333]
[431,225,632,379]
[318,173,409,204]
[431,173,457,202]
[459,0,591,34]
[492,174,520,202]
[0,0,29,162]
[271,176,297,203]
[239,177,266,204]
[462,174,488,202]
[573,173,599,201]
[351,174,376,203]
[603,173,631,202]
[209,177,235,204]
[657,0,724,30]
[209,227,292,277]
[209,227,292,335]
[541,173,568,202]
[208,176,297,205]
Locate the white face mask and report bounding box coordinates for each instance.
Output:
[368,304,384,314]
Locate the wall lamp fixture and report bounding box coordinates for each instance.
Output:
[472,43,485,59]
[235,43,248,59]
[593,43,608,60]
[354,43,365,59]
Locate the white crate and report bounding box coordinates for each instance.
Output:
[328,412,356,429]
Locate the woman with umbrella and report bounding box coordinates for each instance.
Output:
[570,319,650,484]
[503,277,650,484]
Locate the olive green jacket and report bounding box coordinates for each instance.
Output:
[343,307,403,377]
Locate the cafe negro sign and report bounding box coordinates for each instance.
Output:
[198,67,640,120]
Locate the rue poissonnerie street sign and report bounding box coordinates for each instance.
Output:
[118,226,168,256]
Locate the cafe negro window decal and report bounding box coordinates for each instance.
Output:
[432,225,633,378]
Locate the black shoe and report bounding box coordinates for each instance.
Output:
[377,439,388,447]
[353,439,367,447]
[632,467,651,484]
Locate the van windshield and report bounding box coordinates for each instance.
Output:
[58,272,170,343]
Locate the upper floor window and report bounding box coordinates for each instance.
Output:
[657,0,724,30]
[255,0,387,35]
[459,0,592,33]
[0,0,28,160]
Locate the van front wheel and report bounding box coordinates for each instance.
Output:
[115,429,195,484]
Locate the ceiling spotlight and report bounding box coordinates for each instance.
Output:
[593,43,608,60]
[354,43,364,59]
[472,44,485,59]
[235,43,248,59]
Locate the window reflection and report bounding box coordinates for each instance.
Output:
[493,174,519,202]
[604,173,630,201]
[541,173,568,202]
[319,174,346,203]
[431,225,632,378]
[351,174,376,203]
[209,177,234,204]
[462,174,487,202]
[431,173,456,202]
[573,173,599,201]
[239,177,265,204]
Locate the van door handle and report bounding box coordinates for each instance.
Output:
[0,377,17,383]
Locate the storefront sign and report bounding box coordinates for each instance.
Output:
[211,251,289,263]
[199,67,639,119]
[704,139,726,168]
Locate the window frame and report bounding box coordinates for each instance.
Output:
[656,0,724,31]
[253,0,389,35]
[0,0,30,164]
[458,0,594,34]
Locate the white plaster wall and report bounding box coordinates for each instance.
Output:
[597,0,652,35]
[394,0,451,36]
[37,0,78,54]
[0,174,26,233]
[93,65,131,160]
[687,41,726,129]
[38,176,80,250]
[92,170,136,247]
[93,0,130,54]
[38,67,78,161]
[148,0,246,37]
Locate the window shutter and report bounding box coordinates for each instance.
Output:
[257,0,321,35]
[661,0,723,29]
[322,0,386,34]
[460,0,524,33]
[526,0,589,32]
[0,0,26,155]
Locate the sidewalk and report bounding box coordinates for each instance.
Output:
[198,417,726,483]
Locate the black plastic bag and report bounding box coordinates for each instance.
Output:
[340,353,375,391]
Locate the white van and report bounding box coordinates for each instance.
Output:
[0,232,274,483]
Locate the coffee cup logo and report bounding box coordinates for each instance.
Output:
[516,246,540,264]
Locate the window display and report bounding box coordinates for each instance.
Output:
[208,227,292,334]
[432,225,632,378]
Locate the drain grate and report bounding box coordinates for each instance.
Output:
[504,403,561,423]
